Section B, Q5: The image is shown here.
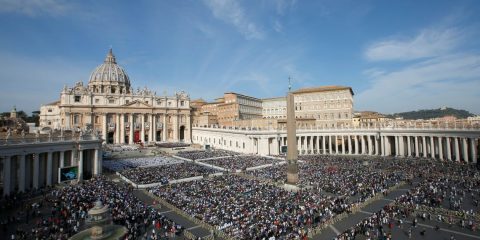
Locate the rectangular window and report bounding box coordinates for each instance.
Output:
[74,96,81,102]
[109,99,115,104]
[48,109,52,112]
[95,99,99,104]
[181,101,184,106]
[126,100,130,104]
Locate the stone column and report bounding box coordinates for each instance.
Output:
[19,154,26,192]
[46,152,52,186]
[152,115,157,142]
[93,148,99,175]
[361,135,366,154]
[163,114,168,141]
[395,136,399,156]
[33,154,39,189]
[375,135,379,155]
[115,114,121,144]
[354,135,359,154]
[129,114,134,144]
[335,135,339,154]
[400,136,404,156]
[342,135,345,154]
[316,135,320,154]
[173,114,179,141]
[102,114,108,143]
[148,114,153,142]
[120,114,125,144]
[415,136,420,158]
[310,136,313,154]
[407,136,412,157]
[3,156,11,196]
[430,136,435,159]
[454,137,460,162]
[385,136,391,156]
[78,149,83,181]
[368,135,373,155]
[381,136,385,156]
[322,136,326,154]
[140,114,145,142]
[446,137,452,161]
[470,138,477,163]
[348,135,352,154]
[422,136,427,158]
[59,151,65,168]
[438,137,443,160]
[463,138,469,162]
[329,135,334,154]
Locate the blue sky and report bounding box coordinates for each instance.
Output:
[0,0,479,114]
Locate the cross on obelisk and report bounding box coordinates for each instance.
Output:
[286,77,299,185]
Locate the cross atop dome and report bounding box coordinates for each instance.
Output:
[104,48,116,64]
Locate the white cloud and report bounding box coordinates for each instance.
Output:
[365,28,463,61]
[0,0,71,17]
[203,0,264,40]
[357,54,480,114]
[273,20,283,33]
[362,68,385,78]
[274,0,297,15]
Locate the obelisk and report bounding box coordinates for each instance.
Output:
[286,89,299,185]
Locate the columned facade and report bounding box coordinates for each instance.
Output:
[39,49,192,144]
[192,126,480,164]
[1,135,102,196]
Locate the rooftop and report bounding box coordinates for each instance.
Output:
[292,85,354,95]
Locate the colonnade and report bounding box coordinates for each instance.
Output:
[276,134,478,163]
[67,112,190,144]
[1,136,103,196]
[192,127,480,164]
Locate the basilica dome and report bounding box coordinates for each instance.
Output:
[88,49,131,94]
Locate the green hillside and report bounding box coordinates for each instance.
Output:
[387,108,474,120]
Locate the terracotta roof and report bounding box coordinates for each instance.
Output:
[292,85,354,95]
[262,97,286,101]
[224,92,261,101]
[44,100,60,106]
[191,98,205,103]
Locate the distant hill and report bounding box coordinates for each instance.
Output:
[386,108,475,120]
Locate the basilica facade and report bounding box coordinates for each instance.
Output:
[39,49,191,144]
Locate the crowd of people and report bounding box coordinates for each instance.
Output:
[334,159,480,239]
[155,142,190,148]
[249,155,405,201]
[105,144,140,152]
[200,155,282,171]
[120,162,219,184]
[150,174,356,239]
[175,149,240,160]
[1,176,183,240]
[103,156,183,171]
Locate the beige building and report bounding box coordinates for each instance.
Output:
[261,86,354,128]
[353,111,390,127]
[292,86,354,128]
[262,97,287,119]
[39,49,191,144]
[192,92,262,127]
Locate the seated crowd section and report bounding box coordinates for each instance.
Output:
[2,146,478,240]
